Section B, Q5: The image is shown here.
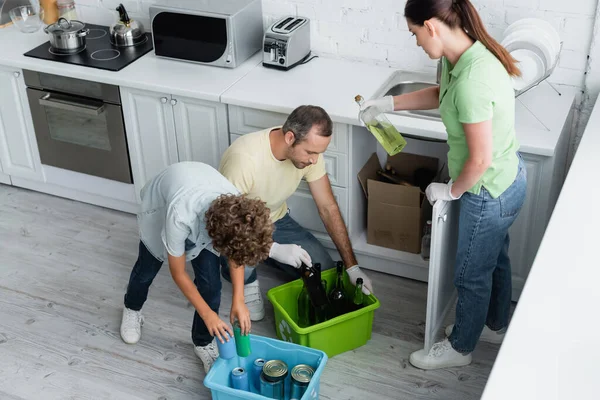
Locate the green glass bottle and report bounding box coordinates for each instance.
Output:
[352,277,365,311]
[328,261,347,317]
[297,281,311,328]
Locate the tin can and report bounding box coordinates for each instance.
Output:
[290,364,314,400]
[233,320,252,357]
[252,358,266,392]
[231,367,249,391]
[216,332,236,359]
[260,359,288,399]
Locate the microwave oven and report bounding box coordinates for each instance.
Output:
[149,0,263,68]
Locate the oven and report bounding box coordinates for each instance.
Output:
[23,70,132,184]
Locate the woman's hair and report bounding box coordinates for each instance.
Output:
[205,194,273,267]
[405,0,521,77]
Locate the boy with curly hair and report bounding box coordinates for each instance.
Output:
[119,162,273,373]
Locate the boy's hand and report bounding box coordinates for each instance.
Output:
[231,300,251,335]
[203,311,233,344]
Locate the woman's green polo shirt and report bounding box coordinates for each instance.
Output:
[439,41,519,198]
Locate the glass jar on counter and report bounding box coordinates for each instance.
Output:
[56,0,77,20]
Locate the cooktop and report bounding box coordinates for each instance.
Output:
[23,23,153,72]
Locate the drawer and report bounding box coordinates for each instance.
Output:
[228,105,348,154]
[286,183,348,236]
[229,105,286,134]
[229,134,347,188]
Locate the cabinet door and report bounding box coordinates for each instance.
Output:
[507,154,543,300]
[287,182,349,242]
[424,199,460,352]
[0,67,44,181]
[120,87,178,203]
[172,96,228,169]
[0,164,10,185]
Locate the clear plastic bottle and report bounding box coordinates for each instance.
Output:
[421,220,432,261]
[355,94,407,156]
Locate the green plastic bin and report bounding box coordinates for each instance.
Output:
[266,268,380,358]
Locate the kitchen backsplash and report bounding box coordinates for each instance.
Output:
[74,0,597,89]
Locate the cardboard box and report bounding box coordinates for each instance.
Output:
[357,152,438,254]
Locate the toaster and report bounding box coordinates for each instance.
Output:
[263,16,311,70]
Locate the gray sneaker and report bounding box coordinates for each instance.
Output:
[194,340,219,373]
[244,280,265,321]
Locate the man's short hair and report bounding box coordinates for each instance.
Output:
[282,105,333,145]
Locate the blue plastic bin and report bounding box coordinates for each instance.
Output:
[204,334,328,400]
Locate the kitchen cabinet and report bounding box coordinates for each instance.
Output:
[0,65,44,182]
[424,199,460,352]
[172,96,229,167]
[0,165,10,185]
[120,87,228,202]
[507,151,568,300]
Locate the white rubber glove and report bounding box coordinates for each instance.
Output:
[268,242,312,269]
[346,265,373,296]
[359,95,394,114]
[425,181,461,206]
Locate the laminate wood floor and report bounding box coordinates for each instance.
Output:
[0,185,505,400]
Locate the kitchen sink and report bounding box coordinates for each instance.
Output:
[372,70,441,121]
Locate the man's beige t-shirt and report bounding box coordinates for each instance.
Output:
[219,127,327,222]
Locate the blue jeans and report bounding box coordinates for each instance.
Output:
[221,213,335,284]
[124,240,221,347]
[449,156,527,354]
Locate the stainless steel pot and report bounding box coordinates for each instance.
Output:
[109,3,146,47]
[44,18,89,53]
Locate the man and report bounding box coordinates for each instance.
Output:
[118,162,273,373]
[219,105,373,321]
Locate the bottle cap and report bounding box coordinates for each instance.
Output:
[357,277,363,284]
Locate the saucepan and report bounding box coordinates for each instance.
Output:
[44,17,89,53]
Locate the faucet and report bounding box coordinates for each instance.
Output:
[436,59,442,85]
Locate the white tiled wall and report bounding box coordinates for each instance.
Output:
[74,0,598,89]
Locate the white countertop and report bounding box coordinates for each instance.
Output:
[0,23,578,156]
[481,94,600,400]
[222,55,578,157]
[0,25,262,103]
[221,55,394,126]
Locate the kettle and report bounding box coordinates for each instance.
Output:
[109,3,145,47]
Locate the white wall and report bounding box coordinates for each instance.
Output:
[75,0,597,88]
[75,0,599,153]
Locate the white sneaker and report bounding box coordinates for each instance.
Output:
[244,280,265,321]
[194,340,219,373]
[120,307,144,344]
[445,324,506,344]
[409,339,472,370]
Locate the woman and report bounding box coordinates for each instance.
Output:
[362,0,527,370]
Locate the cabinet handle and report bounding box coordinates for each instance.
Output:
[13,71,20,78]
[170,99,178,106]
[160,97,168,103]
